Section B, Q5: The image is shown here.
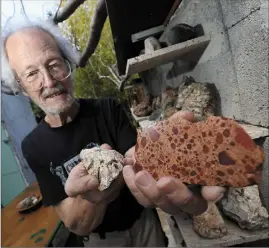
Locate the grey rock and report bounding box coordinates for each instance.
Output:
[220,185,269,230]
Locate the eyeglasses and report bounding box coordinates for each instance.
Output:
[18,59,72,92]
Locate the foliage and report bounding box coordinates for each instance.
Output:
[59,0,127,101]
[30,101,45,123]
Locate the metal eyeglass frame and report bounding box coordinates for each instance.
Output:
[16,59,72,92]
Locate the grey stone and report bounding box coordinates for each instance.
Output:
[219,186,269,231]
[185,50,242,120]
[228,4,269,126]
[220,0,266,29]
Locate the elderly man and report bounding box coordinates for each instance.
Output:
[1,18,225,247]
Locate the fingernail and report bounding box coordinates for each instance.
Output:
[146,127,160,142]
[136,172,150,187]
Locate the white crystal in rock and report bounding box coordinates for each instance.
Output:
[80,147,124,191]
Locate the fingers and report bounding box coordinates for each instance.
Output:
[123,157,135,166]
[157,177,208,215]
[100,143,112,150]
[81,173,124,204]
[65,165,99,197]
[134,171,180,214]
[82,189,105,203]
[177,111,195,122]
[123,166,154,207]
[201,186,226,202]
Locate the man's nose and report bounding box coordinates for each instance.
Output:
[42,70,56,88]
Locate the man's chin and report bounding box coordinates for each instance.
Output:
[44,105,70,115]
[41,97,75,115]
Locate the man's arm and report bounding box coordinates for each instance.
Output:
[54,196,107,236]
[58,147,125,236]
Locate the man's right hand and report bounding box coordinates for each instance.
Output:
[65,144,124,204]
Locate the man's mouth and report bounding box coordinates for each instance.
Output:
[46,91,66,99]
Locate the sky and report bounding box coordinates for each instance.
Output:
[1,0,59,27]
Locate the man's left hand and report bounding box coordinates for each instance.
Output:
[123,164,225,215]
[122,112,226,216]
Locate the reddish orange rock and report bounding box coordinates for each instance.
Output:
[134,112,265,187]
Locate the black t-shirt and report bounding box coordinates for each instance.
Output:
[21,98,144,234]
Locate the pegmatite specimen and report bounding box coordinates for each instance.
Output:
[80,147,124,191]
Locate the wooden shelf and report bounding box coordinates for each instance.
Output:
[240,124,269,139]
[172,210,269,247]
[125,36,210,76]
[133,112,269,140]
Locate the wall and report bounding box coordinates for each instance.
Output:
[1,124,27,206]
[160,0,268,126]
[1,93,37,186]
[158,0,268,208]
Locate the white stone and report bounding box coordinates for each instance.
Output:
[80,147,124,191]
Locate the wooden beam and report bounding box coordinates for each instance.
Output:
[125,36,210,76]
[131,25,165,43]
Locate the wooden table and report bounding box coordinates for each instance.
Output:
[1,181,61,247]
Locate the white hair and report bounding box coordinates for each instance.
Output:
[1,16,80,95]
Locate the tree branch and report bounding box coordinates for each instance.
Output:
[96,54,121,83]
[96,72,119,86]
[78,0,107,67]
[53,0,86,24]
[90,54,120,87]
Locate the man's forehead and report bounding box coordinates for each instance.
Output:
[8,27,57,44]
[6,28,58,55]
[6,28,61,68]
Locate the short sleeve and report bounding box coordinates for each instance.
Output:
[21,138,68,206]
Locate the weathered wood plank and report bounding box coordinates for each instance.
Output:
[125,36,210,75]
[131,25,165,43]
[166,215,184,247]
[173,210,269,247]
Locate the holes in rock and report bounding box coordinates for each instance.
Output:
[172,126,178,135]
[223,129,230,137]
[141,137,147,147]
[218,151,235,165]
[216,133,223,144]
